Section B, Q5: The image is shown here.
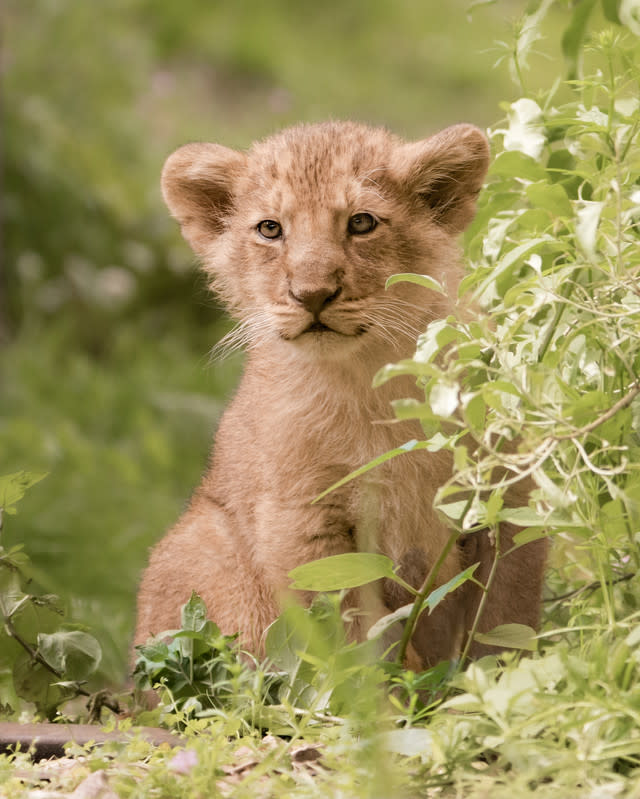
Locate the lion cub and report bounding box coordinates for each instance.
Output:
[134,121,547,668]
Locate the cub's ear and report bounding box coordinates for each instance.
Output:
[161,142,247,256]
[393,124,489,233]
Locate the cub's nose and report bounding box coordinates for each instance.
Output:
[288,286,342,316]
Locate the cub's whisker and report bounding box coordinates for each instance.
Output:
[209,312,273,362]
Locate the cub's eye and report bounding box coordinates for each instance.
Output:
[257,220,282,240]
[348,213,377,235]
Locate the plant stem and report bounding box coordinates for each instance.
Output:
[4,616,62,678]
[554,379,640,440]
[395,528,460,667]
[537,270,579,364]
[458,525,501,670]
[4,615,121,716]
[544,572,634,604]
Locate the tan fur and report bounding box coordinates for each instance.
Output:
[134,121,547,669]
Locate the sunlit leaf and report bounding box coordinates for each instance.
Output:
[313,439,432,502]
[575,200,604,259]
[366,603,413,641]
[0,472,47,516]
[620,0,640,34]
[430,382,460,417]
[503,99,546,160]
[289,553,398,592]
[414,321,461,365]
[383,728,433,760]
[474,623,538,651]
[499,507,584,528]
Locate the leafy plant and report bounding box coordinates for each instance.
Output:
[133,592,286,732]
[134,591,393,735]
[0,472,109,721]
[293,17,640,678]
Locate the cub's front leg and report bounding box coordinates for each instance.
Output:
[133,489,392,659]
[133,498,279,654]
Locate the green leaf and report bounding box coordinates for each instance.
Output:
[568,390,608,427]
[526,181,573,217]
[436,500,468,522]
[473,237,551,301]
[499,507,584,528]
[0,472,47,516]
[474,623,538,651]
[601,0,621,23]
[414,320,462,365]
[486,492,504,525]
[0,565,26,621]
[490,150,547,182]
[424,564,479,613]
[561,0,597,79]
[37,630,102,680]
[366,603,413,640]
[181,592,208,633]
[373,360,436,387]
[463,394,486,433]
[383,728,433,761]
[481,381,522,411]
[289,553,399,592]
[385,273,445,293]
[392,398,435,422]
[512,527,548,545]
[313,439,432,502]
[12,652,68,719]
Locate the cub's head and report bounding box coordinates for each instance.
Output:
[162,121,488,360]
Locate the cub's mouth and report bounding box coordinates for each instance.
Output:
[298,321,370,338]
[304,321,333,334]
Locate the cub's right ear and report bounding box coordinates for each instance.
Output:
[161,143,247,257]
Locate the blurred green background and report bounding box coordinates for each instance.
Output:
[2,0,557,682]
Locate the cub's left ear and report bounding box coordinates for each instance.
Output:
[394,124,489,233]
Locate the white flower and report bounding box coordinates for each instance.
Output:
[503,99,546,161]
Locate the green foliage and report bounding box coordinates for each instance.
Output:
[134,592,391,737]
[133,593,285,732]
[423,632,640,792]
[415,28,640,623]
[0,321,240,683]
[0,473,104,720]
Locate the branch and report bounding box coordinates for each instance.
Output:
[4,616,121,717]
[555,380,640,441]
[544,572,634,604]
